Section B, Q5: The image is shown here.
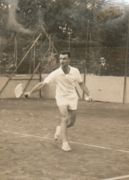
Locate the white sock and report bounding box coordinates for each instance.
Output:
[62,141,69,147]
[56,126,61,135]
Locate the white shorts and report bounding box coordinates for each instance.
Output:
[56,95,78,110]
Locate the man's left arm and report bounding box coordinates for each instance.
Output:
[75,68,92,101]
[79,82,92,101]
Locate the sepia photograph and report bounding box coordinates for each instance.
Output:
[0,0,129,179]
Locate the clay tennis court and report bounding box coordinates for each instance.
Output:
[0,99,129,180]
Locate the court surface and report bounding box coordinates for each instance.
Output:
[0,99,129,180]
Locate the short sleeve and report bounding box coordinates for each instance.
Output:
[44,71,56,84]
[76,69,83,83]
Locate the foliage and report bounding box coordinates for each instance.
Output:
[0,0,128,76]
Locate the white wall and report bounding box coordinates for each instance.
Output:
[85,75,124,103]
[0,74,128,103]
[0,75,40,98]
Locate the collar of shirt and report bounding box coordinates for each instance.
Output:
[101,63,105,66]
[59,66,73,75]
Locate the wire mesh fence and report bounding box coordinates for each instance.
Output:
[38,46,129,76]
[0,36,129,77]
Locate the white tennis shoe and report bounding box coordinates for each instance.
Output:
[62,142,71,151]
[54,126,61,141]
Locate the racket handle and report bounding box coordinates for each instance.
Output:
[25,94,29,98]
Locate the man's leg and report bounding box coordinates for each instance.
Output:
[67,109,77,128]
[58,105,69,143]
[54,108,76,138]
[54,106,76,140]
[57,105,73,151]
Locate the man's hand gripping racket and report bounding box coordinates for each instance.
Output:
[14,84,31,99]
[24,91,31,98]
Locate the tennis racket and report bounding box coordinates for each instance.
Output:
[14,83,23,98]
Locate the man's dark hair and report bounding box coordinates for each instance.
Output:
[60,51,71,58]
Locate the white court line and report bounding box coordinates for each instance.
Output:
[3,130,51,140]
[69,141,129,153]
[100,175,129,180]
[3,130,129,154]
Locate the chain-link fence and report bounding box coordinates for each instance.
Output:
[0,37,129,77]
[40,46,129,76]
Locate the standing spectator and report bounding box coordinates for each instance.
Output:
[96,57,109,76]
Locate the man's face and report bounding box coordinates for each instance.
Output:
[59,54,70,67]
[100,58,105,64]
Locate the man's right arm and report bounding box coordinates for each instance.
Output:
[25,70,56,98]
[24,81,47,98]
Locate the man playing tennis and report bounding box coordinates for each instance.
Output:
[24,51,92,151]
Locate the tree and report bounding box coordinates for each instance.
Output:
[0,0,127,75]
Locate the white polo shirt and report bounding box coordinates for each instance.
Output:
[44,66,82,98]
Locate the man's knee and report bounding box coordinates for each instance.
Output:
[67,116,76,127]
[67,121,75,128]
[62,115,68,123]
